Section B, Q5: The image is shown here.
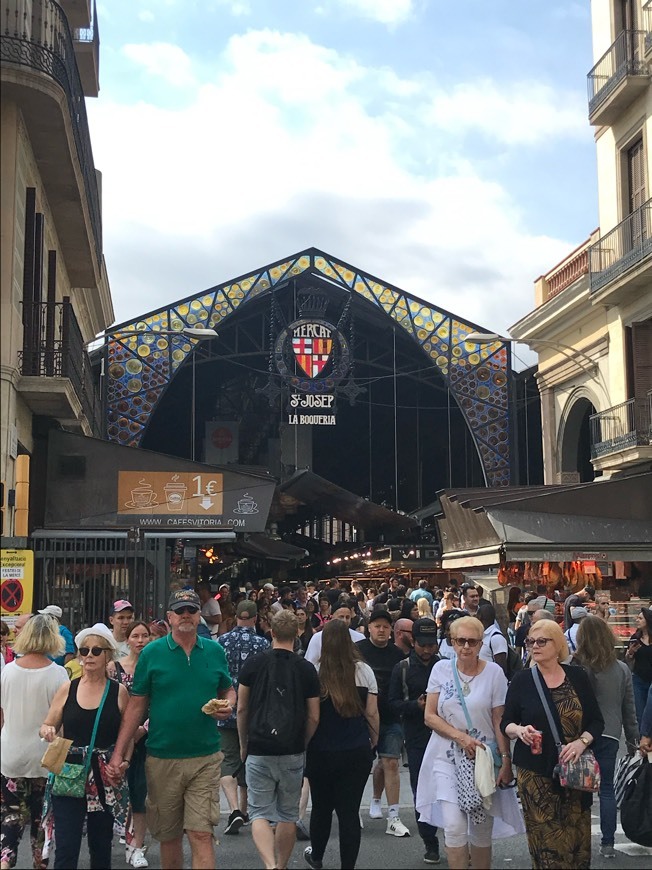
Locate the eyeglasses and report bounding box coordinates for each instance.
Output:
[174,606,198,615]
[524,637,552,649]
[78,646,108,657]
[452,637,482,648]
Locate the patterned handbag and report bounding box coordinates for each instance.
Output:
[532,666,600,793]
[51,681,109,798]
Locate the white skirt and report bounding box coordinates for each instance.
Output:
[415,735,525,839]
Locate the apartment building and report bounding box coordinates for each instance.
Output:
[511,0,652,484]
[0,0,113,536]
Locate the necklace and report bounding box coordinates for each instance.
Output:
[456,664,480,696]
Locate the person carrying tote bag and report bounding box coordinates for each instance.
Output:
[501,619,604,870]
[39,624,132,869]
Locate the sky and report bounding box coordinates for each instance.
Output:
[89,0,598,363]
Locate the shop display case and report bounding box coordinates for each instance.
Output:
[610,599,648,650]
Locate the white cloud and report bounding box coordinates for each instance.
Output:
[210,0,251,16]
[89,29,582,337]
[333,0,414,25]
[122,42,196,87]
[428,79,587,145]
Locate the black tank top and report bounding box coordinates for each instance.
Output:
[62,678,121,749]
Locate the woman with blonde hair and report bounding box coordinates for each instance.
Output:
[40,624,132,869]
[416,616,523,870]
[304,618,379,870]
[502,619,604,869]
[417,597,433,619]
[574,615,638,858]
[1,614,68,870]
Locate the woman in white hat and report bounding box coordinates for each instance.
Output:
[39,624,132,869]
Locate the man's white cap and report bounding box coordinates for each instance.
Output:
[38,605,62,619]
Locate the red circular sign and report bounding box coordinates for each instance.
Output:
[1,579,23,613]
[211,427,233,449]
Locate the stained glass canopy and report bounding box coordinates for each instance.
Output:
[104,248,512,486]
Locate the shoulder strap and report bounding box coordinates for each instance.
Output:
[84,679,110,770]
[400,659,409,701]
[451,662,474,732]
[531,666,562,747]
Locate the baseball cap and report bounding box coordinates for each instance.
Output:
[584,585,596,599]
[412,618,438,644]
[368,608,393,625]
[236,600,257,620]
[570,606,590,620]
[167,590,201,612]
[112,599,134,614]
[38,605,62,619]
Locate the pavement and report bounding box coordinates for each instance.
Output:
[15,765,652,869]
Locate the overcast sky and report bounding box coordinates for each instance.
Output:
[90,0,597,364]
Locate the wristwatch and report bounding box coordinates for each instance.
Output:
[580,736,590,746]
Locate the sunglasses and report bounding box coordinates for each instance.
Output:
[174,606,199,615]
[525,637,552,649]
[79,646,108,657]
[452,637,482,648]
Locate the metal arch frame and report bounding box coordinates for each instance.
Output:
[103,248,513,487]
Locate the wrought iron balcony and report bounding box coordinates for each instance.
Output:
[587,29,649,125]
[18,300,102,436]
[644,2,652,56]
[1,0,102,263]
[589,395,652,460]
[588,198,652,293]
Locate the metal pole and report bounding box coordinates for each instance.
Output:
[191,351,196,462]
[393,329,398,511]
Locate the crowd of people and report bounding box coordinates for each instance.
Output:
[0,576,650,870]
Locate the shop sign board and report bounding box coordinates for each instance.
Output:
[0,549,34,632]
[117,471,270,531]
[275,312,351,426]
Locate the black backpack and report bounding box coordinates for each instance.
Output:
[488,629,523,681]
[247,650,306,755]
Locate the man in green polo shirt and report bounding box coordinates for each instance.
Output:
[108,589,235,869]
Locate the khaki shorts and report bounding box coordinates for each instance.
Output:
[218,728,245,785]
[145,751,223,841]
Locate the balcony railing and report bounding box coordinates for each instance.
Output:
[18,299,102,436]
[1,0,102,263]
[589,395,652,460]
[644,2,652,54]
[588,198,652,292]
[587,29,648,116]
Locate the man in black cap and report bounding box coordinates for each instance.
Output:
[563,583,596,630]
[356,609,410,837]
[389,618,441,864]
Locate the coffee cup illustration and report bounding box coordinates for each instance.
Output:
[164,475,187,512]
[129,480,156,508]
[234,493,258,514]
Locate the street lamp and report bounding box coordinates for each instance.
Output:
[95,326,218,458]
[466,332,597,375]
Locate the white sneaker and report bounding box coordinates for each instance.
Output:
[131,847,149,868]
[369,799,383,819]
[386,816,410,837]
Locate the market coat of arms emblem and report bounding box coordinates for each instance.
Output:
[292,324,333,378]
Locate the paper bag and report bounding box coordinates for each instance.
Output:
[41,737,73,774]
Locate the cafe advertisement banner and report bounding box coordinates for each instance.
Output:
[118,470,270,530]
[44,430,275,532]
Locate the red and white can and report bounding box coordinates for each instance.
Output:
[531,730,543,755]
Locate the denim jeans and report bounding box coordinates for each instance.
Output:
[52,795,114,869]
[632,673,651,728]
[592,736,619,847]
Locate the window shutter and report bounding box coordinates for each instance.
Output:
[631,321,652,437]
